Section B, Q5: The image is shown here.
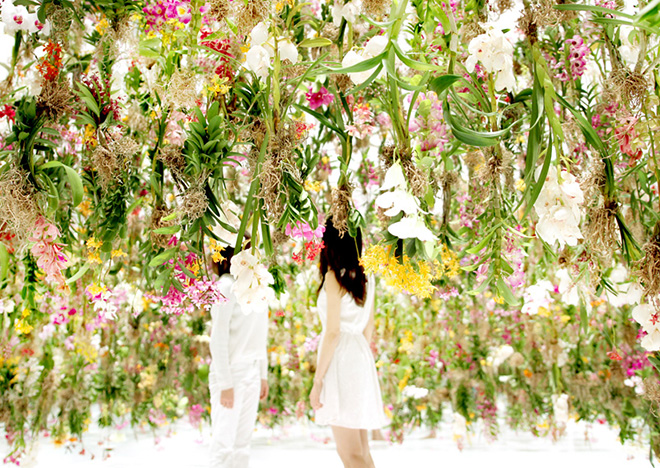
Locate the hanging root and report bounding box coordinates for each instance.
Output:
[583,201,619,261]
[179,186,209,221]
[637,225,660,310]
[0,167,41,246]
[330,181,354,237]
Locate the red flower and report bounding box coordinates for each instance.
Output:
[607,349,623,361]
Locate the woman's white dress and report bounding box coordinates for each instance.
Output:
[315,278,388,429]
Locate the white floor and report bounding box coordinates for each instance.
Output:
[2,417,653,468]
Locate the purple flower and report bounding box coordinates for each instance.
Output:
[305,87,334,110]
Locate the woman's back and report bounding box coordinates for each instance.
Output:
[317,277,375,335]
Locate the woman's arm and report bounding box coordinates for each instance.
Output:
[363,301,375,343]
[310,271,342,409]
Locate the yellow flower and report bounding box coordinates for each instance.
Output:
[398,368,412,392]
[14,319,33,335]
[86,237,103,249]
[78,200,93,217]
[111,249,127,259]
[209,239,226,263]
[515,179,526,192]
[95,18,109,35]
[304,180,322,193]
[276,0,294,12]
[88,250,102,265]
[82,124,97,147]
[208,76,230,96]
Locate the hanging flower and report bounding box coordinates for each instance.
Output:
[632,301,660,351]
[29,217,68,288]
[341,35,389,85]
[230,250,275,314]
[1,1,42,34]
[465,25,515,92]
[387,215,436,242]
[332,0,362,26]
[305,86,334,110]
[244,22,299,79]
[533,166,584,248]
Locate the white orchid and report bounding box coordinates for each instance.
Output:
[388,215,436,242]
[465,25,515,91]
[332,0,361,27]
[230,250,275,315]
[341,35,389,84]
[632,302,660,351]
[552,394,569,427]
[521,280,553,315]
[244,22,299,79]
[534,166,584,248]
[1,1,46,34]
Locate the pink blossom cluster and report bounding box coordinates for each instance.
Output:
[29,217,68,288]
[150,253,227,315]
[285,221,325,241]
[305,86,334,110]
[346,102,375,139]
[552,35,590,82]
[143,0,193,32]
[502,229,526,294]
[408,91,449,153]
[188,404,205,427]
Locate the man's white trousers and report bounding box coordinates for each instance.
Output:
[209,361,261,468]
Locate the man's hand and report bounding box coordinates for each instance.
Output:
[220,388,234,409]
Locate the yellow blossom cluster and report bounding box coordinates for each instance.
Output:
[14,309,33,335]
[360,245,449,298]
[208,76,230,96]
[95,17,109,35]
[276,0,294,12]
[82,124,97,147]
[398,330,414,354]
[304,179,322,193]
[86,237,103,264]
[209,238,225,263]
[74,335,98,364]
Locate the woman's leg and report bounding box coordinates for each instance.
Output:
[331,426,371,468]
[360,429,376,468]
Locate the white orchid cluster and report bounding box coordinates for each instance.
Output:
[332,0,361,26]
[465,25,515,92]
[341,35,388,85]
[533,166,585,248]
[229,250,275,315]
[632,300,660,351]
[245,21,299,80]
[1,0,50,35]
[552,394,570,428]
[375,161,435,242]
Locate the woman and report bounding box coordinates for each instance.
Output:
[209,246,269,468]
[310,217,387,468]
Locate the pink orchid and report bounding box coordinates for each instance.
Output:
[305,86,334,110]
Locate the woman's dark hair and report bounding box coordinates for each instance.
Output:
[211,238,250,277]
[318,216,367,306]
[212,245,235,277]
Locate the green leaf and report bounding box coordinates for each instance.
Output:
[0,242,9,284]
[66,262,90,284]
[148,248,177,267]
[326,52,385,74]
[153,225,181,235]
[429,75,463,95]
[391,42,439,72]
[299,37,334,48]
[40,161,84,207]
[443,100,506,147]
[496,277,518,305]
